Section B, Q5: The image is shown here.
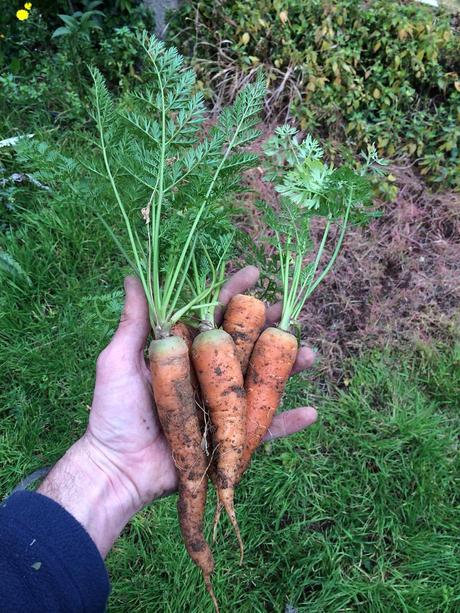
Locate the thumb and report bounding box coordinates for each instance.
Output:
[262,406,318,442]
[110,276,151,354]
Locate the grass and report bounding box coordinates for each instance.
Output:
[104,351,460,612]
[1,185,459,611]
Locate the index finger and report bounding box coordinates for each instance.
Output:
[215,265,260,326]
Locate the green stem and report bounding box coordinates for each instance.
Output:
[159,104,254,325]
[286,251,304,324]
[304,205,350,300]
[295,216,331,303]
[198,245,216,326]
[279,236,294,331]
[146,50,166,325]
[94,79,155,320]
[206,262,226,327]
[189,253,203,320]
[146,215,153,324]
[161,221,197,317]
[291,204,351,322]
[171,289,216,325]
[165,237,198,322]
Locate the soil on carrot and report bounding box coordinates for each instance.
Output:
[238,143,460,382]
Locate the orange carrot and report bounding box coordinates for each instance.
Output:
[240,327,298,474]
[171,322,199,391]
[171,321,198,346]
[149,336,217,610]
[223,294,266,374]
[192,329,246,562]
[171,321,210,454]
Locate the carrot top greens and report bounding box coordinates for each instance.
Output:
[19,34,385,339]
[262,126,387,332]
[88,32,264,338]
[189,234,234,331]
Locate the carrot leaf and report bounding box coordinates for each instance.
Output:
[49,32,266,338]
[261,127,387,332]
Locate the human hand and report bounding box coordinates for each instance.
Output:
[39,267,317,556]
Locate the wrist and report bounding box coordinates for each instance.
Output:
[38,434,140,557]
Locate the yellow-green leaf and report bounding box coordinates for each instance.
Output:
[240,32,250,45]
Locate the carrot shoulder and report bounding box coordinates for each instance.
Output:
[149,336,217,609]
[192,329,246,561]
[241,327,298,473]
[223,294,266,374]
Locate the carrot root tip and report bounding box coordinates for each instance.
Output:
[204,574,219,613]
[212,501,223,543]
[220,491,245,565]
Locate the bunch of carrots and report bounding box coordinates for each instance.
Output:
[83,32,384,611]
[159,287,287,610]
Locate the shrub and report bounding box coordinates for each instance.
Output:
[0,1,154,135]
[0,1,154,223]
[169,0,460,188]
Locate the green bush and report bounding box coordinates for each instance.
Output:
[169,0,460,188]
[0,1,154,135]
[0,1,154,221]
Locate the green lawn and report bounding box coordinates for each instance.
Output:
[1,188,459,611]
[104,352,460,613]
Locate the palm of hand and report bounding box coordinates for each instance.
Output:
[88,348,178,507]
[86,270,316,511]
